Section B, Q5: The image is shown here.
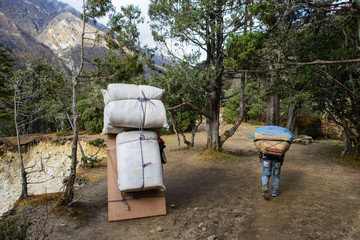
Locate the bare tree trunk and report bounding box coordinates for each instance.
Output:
[179,112,203,148]
[286,102,298,133]
[168,111,180,146]
[326,108,359,156]
[190,114,203,147]
[219,72,246,150]
[342,129,352,155]
[266,69,279,125]
[59,0,85,206]
[206,90,221,151]
[355,137,360,155]
[14,83,28,199]
[274,94,280,125]
[60,79,79,205]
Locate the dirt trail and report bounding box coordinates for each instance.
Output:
[49,124,360,240]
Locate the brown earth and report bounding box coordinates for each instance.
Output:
[25,124,360,239]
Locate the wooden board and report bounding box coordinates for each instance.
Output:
[107,134,166,221]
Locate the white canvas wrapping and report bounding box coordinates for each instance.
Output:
[101,112,126,135]
[104,99,168,129]
[102,83,164,105]
[116,131,165,192]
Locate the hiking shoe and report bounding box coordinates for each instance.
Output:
[262,188,270,201]
[271,193,279,197]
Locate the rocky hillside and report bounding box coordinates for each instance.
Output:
[0,0,106,70]
[0,134,107,216]
[35,11,107,70]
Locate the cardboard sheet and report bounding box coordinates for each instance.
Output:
[107,134,166,221]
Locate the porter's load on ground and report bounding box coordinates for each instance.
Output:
[116,130,166,192]
[251,126,294,156]
[101,84,168,134]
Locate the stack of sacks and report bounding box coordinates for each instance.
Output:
[102,83,168,192]
[251,126,294,156]
[102,83,168,134]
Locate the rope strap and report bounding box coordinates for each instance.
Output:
[108,194,165,202]
[254,139,292,144]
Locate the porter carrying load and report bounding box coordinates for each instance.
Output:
[251,126,294,156]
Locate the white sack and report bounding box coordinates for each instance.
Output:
[101,112,125,135]
[102,84,164,105]
[104,99,168,129]
[116,131,165,192]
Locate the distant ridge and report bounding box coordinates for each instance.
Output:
[0,0,167,75]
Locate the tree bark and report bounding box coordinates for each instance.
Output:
[342,129,352,155]
[167,111,180,146]
[266,69,279,125]
[286,102,298,133]
[219,72,246,150]
[59,0,85,206]
[14,83,28,199]
[206,86,221,151]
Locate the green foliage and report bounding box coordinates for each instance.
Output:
[81,155,101,168]
[89,138,104,147]
[92,53,144,85]
[8,62,71,135]
[84,0,114,21]
[55,130,71,137]
[222,81,266,124]
[77,98,103,134]
[225,31,266,71]
[106,5,144,51]
[152,62,205,133]
[0,45,14,136]
[0,213,29,240]
[292,12,360,118]
[77,53,145,135]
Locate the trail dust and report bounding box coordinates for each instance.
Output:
[45,123,360,239]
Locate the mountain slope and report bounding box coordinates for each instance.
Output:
[0,0,77,37]
[0,0,166,74]
[0,0,104,69]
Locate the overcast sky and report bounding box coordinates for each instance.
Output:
[60,0,155,48]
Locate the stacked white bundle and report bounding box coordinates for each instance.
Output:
[102,84,168,134]
[102,83,167,192]
[103,83,165,104]
[116,131,165,192]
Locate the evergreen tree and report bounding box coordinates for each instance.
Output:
[0,45,13,136]
[149,0,254,151]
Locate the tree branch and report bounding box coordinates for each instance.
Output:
[167,102,213,120]
[319,68,360,98]
[78,72,119,82]
[222,88,242,100]
[168,111,180,146]
[286,58,360,66]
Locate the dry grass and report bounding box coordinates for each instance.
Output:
[77,158,107,183]
[192,149,240,163]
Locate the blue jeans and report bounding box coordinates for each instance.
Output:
[262,159,282,195]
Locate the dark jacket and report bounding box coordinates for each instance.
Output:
[259,152,284,162]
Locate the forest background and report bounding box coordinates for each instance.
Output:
[1,0,360,153]
[0,0,359,204]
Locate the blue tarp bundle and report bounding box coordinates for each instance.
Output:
[251,126,294,156]
[251,126,294,142]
